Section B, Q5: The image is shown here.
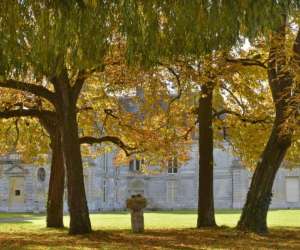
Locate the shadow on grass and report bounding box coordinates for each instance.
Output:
[0,227,299,250]
[0,216,44,224]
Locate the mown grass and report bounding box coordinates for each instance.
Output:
[0,209,299,249]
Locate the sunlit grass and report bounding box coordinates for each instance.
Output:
[0,209,299,232]
[0,210,299,249]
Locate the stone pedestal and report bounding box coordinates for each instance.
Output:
[126,194,147,233]
[130,210,144,233]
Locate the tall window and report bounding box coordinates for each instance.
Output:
[168,158,178,174]
[115,180,118,203]
[167,181,176,203]
[103,180,107,203]
[129,159,143,172]
[103,153,108,173]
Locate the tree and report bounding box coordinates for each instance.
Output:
[237,17,300,233]
[0,38,192,233]
[139,52,269,228]
[2,0,300,235]
[0,1,118,234]
[0,93,65,228]
[118,0,300,230]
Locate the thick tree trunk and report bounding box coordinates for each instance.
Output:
[59,103,91,234]
[51,69,92,235]
[237,121,291,233]
[197,85,217,228]
[237,18,298,233]
[54,75,91,234]
[47,127,65,228]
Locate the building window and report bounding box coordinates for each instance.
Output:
[129,159,143,172]
[167,181,176,203]
[15,190,21,196]
[286,177,300,203]
[115,167,120,176]
[168,158,178,174]
[103,153,108,173]
[103,181,107,203]
[37,167,46,182]
[129,160,134,171]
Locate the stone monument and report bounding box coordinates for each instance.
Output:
[126,194,147,233]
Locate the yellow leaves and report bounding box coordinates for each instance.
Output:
[0,117,49,164]
[83,0,98,8]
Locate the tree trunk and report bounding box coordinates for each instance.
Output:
[197,84,217,228]
[51,69,92,235]
[54,75,91,234]
[237,18,297,233]
[237,121,291,233]
[47,127,65,228]
[63,111,91,234]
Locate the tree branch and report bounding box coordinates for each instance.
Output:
[213,109,273,124]
[221,84,247,112]
[0,80,56,105]
[72,70,86,102]
[288,29,300,120]
[226,57,267,69]
[0,108,57,123]
[79,135,138,156]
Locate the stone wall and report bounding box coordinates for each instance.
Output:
[0,143,299,212]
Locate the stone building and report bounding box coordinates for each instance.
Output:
[0,143,299,212]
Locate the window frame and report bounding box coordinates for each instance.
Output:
[129,159,143,172]
[103,180,107,203]
[167,158,178,174]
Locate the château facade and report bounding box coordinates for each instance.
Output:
[0,143,299,212]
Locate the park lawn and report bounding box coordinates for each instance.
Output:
[0,209,299,249]
[0,213,34,219]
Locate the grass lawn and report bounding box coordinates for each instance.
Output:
[0,209,299,249]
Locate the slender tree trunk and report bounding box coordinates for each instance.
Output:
[39,118,65,228]
[237,121,291,233]
[197,84,217,228]
[47,127,65,228]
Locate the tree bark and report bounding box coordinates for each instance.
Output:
[39,117,65,228]
[197,84,217,228]
[237,18,299,233]
[54,71,92,235]
[47,127,65,228]
[237,120,291,233]
[62,105,91,234]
